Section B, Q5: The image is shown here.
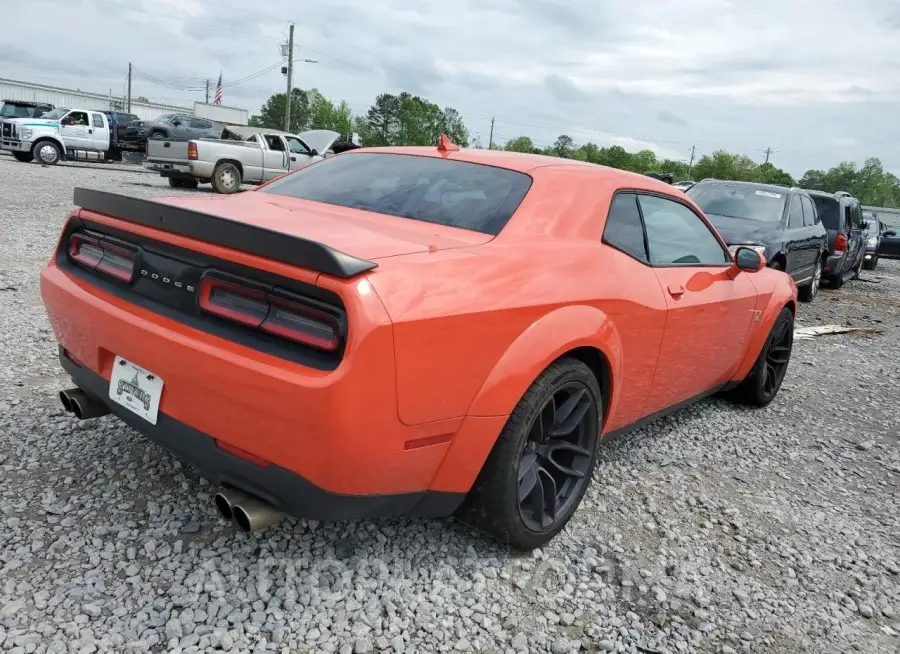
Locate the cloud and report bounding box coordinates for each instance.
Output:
[1,0,898,176]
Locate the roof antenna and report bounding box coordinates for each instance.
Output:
[437,133,459,153]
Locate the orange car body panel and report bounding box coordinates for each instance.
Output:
[40,148,797,504]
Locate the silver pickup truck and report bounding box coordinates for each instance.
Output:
[143,126,340,193]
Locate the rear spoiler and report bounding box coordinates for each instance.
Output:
[72,188,378,278]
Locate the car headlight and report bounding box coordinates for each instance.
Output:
[867,237,877,247]
[20,128,32,139]
[728,244,767,257]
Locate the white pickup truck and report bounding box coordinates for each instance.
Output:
[143,126,341,193]
[0,108,129,165]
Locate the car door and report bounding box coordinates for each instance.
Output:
[879,226,900,257]
[783,194,808,280]
[169,115,192,140]
[847,201,865,267]
[800,194,824,267]
[640,193,758,409]
[89,112,109,150]
[262,134,288,180]
[283,135,316,171]
[597,192,667,431]
[189,117,214,139]
[58,110,93,149]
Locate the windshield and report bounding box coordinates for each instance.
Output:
[260,153,533,235]
[1,104,35,118]
[153,114,175,123]
[686,183,786,222]
[810,195,840,230]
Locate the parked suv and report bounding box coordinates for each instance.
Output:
[123,113,223,149]
[806,191,867,288]
[862,212,883,270]
[686,180,828,301]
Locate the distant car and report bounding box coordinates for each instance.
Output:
[124,113,223,148]
[99,111,140,149]
[878,223,900,260]
[862,212,883,270]
[686,180,827,302]
[673,180,695,191]
[41,145,797,550]
[0,99,55,119]
[806,191,867,288]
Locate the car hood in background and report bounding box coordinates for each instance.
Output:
[705,213,775,246]
[298,129,340,155]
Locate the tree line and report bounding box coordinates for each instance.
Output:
[249,88,900,209]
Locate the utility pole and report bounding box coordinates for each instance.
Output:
[205,79,210,104]
[688,145,696,175]
[284,22,295,132]
[488,117,495,150]
[127,62,132,113]
[763,147,773,164]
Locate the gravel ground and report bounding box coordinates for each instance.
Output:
[0,156,897,654]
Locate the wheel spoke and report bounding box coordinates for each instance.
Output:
[767,345,791,365]
[517,455,539,503]
[537,466,557,526]
[543,441,590,480]
[551,388,590,436]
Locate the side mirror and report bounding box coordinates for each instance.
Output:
[885,230,896,237]
[734,246,766,272]
[310,149,319,157]
[172,119,181,127]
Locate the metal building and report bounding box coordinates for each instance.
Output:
[0,77,191,121]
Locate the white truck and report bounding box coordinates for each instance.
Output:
[0,107,130,165]
[143,126,341,193]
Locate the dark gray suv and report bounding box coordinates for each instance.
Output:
[806,191,867,288]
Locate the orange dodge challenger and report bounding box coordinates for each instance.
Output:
[41,138,797,549]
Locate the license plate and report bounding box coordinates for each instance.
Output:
[108,356,164,425]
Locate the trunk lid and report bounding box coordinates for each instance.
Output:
[159,191,493,262]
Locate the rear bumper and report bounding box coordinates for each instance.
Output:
[143,160,192,176]
[823,252,846,275]
[40,259,482,513]
[60,349,463,520]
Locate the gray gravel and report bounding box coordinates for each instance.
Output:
[0,155,897,653]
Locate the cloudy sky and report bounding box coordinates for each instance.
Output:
[3,0,900,177]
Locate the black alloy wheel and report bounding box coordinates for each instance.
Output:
[762,316,792,399]
[517,382,595,532]
[460,358,602,550]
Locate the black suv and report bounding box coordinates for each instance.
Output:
[686,180,828,301]
[806,191,867,288]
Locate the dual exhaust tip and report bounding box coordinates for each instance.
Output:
[214,488,284,533]
[60,387,109,420]
[60,387,282,533]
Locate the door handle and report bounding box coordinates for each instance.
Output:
[88,129,93,134]
[667,283,685,298]
[291,156,296,161]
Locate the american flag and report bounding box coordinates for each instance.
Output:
[214,72,223,105]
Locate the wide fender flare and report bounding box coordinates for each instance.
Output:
[733,292,796,382]
[428,305,623,493]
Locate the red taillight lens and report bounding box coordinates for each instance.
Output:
[198,277,341,351]
[187,141,198,160]
[835,233,847,252]
[68,232,135,283]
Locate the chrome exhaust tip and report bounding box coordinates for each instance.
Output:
[214,488,284,532]
[60,388,109,420]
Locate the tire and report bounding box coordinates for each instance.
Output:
[830,270,844,289]
[150,131,167,140]
[211,162,242,194]
[32,140,61,165]
[769,260,783,272]
[729,307,793,407]
[12,152,34,163]
[798,255,822,303]
[459,358,602,550]
[863,256,878,271]
[182,179,199,190]
[168,177,185,188]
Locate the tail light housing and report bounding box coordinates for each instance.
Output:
[835,233,847,252]
[187,141,198,160]
[68,232,136,283]
[199,276,342,352]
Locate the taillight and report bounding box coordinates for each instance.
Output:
[68,232,136,283]
[198,276,341,351]
[835,233,847,252]
[187,142,198,160]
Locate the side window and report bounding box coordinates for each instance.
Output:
[91,113,105,129]
[602,192,647,262]
[245,134,258,143]
[190,118,212,130]
[843,204,852,231]
[800,195,817,226]
[264,135,285,151]
[788,195,804,228]
[852,203,862,228]
[284,137,311,155]
[62,111,89,126]
[639,194,730,266]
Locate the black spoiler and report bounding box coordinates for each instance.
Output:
[73,188,378,278]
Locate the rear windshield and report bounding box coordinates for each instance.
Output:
[686,183,786,222]
[1,103,39,118]
[810,195,840,230]
[260,153,533,235]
